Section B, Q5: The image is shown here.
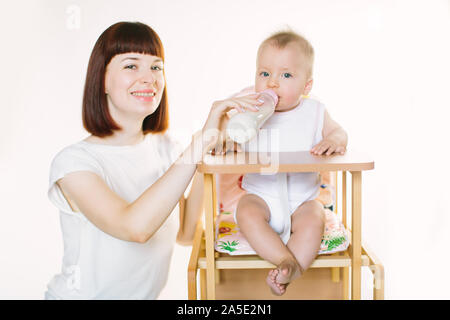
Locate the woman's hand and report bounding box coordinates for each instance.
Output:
[201,94,262,154]
[310,138,346,156]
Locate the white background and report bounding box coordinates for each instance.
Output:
[1,0,449,299]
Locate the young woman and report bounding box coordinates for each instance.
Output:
[46,21,260,299]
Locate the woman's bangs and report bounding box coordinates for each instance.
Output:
[106,22,164,62]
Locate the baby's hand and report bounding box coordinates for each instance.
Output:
[310,139,346,156]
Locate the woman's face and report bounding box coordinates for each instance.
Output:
[104,52,165,120]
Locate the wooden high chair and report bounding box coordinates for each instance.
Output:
[187,150,383,300]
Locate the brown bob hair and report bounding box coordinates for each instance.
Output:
[82,21,169,137]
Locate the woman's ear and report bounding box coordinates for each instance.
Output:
[304,79,313,95]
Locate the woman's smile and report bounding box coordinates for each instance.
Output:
[130,89,156,102]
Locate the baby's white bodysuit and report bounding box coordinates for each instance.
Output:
[241,97,325,243]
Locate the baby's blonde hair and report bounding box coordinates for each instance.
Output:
[258,30,315,78]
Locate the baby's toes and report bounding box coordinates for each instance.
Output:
[271,269,279,280]
[269,269,277,281]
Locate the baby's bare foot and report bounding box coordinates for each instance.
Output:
[266,269,286,296]
[275,259,302,285]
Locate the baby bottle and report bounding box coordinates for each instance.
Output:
[226,89,278,144]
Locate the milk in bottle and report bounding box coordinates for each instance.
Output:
[226,89,278,144]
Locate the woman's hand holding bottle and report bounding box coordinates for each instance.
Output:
[200,94,263,155]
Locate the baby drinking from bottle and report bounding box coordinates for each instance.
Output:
[229,30,348,295]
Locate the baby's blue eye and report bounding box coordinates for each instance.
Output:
[260,71,269,77]
[282,73,292,78]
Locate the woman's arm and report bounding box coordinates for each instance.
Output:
[58,140,201,243]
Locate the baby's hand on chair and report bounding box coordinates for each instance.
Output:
[310,139,346,156]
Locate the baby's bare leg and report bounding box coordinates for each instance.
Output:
[287,200,326,273]
[236,194,297,295]
[236,194,293,265]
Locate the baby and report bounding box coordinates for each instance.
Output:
[234,31,348,296]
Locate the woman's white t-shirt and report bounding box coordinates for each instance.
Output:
[46,132,182,299]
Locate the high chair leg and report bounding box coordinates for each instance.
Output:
[342,266,349,300]
[215,268,221,284]
[187,271,197,300]
[200,269,207,300]
[331,267,340,283]
[188,221,204,300]
[363,240,384,300]
[204,173,217,299]
[369,264,384,300]
[351,171,362,299]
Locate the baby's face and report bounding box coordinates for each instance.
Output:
[255,42,312,111]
